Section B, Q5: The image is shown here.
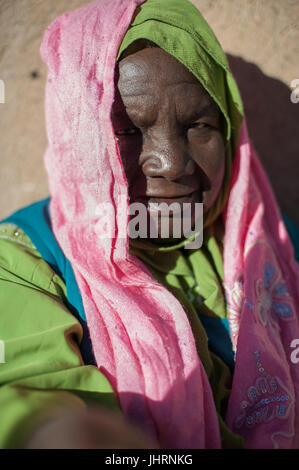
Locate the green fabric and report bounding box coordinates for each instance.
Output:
[117,0,245,448]
[0,223,119,448]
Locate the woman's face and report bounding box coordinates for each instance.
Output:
[111,46,225,241]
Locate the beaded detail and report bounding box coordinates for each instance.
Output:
[234,351,293,433]
[0,223,36,250]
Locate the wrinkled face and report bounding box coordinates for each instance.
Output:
[111,46,225,241]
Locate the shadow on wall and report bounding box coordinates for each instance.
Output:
[228,54,299,226]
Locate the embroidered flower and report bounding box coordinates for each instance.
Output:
[255,262,293,327]
[235,374,293,431]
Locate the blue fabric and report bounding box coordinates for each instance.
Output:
[198,315,235,372]
[282,214,299,263]
[1,198,96,366]
[2,198,299,373]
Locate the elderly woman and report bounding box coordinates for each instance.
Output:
[1,0,299,449]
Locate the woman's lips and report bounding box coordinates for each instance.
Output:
[132,190,203,215]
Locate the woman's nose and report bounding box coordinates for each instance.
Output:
[140,133,196,181]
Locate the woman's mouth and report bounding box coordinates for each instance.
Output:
[133,190,203,215]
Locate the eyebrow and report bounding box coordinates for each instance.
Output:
[180,104,219,123]
[112,103,218,116]
[111,100,220,129]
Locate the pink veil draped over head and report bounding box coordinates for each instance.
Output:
[40,0,299,449]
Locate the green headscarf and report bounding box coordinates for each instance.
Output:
[117,0,244,227]
[117,0,245,448]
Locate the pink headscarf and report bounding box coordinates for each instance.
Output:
[40,0,299,448]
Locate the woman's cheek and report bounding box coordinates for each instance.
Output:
[205,149,225,210]
[207,136,225,182]
[190,132,225,211]
[191,131,224,170]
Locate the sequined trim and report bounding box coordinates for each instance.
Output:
[0,223,36,249]
[234,351,294,447]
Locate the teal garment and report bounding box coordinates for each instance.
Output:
[199,316,235,372]
[283,214,299,263]
[2,198,85,320]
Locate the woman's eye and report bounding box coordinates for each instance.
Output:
[115,128,139,136]
[188,122,211,130]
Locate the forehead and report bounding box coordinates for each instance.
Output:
[118,47,207,98]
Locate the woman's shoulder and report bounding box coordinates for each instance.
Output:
[0,221,67,300]
[0,222,38,253]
